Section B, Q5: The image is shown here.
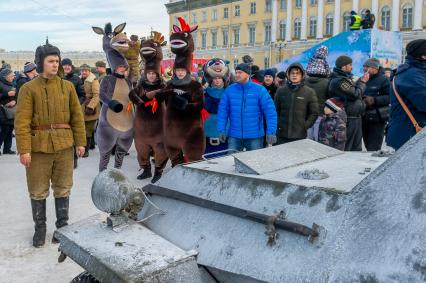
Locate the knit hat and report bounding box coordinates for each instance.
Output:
[335,55,352,69]
[306,45,331,77]
[61,58,73,66]
[35,39,61,73]
[406,39,426,59]
[80,64,91,70]
[264,68,276,78]
[325,97,344,113]
[276,71,286,79]
[235,63,251,75]
[95,61,106,68]
[0,68,13,79]
[23,62,37,73]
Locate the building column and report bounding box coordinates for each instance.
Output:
[301,0,308,40]
[333,0,341,35]
[286,0,293,41]
[352,0,359,12]
[413,0,423,30]
[317,0,324,38]
[371,0,379,29]
[271,0,278,42]
[391,0,400,31]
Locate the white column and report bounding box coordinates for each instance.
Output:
[391,0,400,31]
[352,0,359,12]
[333,0,341,35]
[271,0,278,42]
[301,0,308,40]
[413,0,423,30]
[317,0,324,38]
[371,0,379,29]
[286,0,292,41]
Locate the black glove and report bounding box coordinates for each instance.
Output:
[108,100,123,113]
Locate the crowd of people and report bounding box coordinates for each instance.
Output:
[1,15,425,248]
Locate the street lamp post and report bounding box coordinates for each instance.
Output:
[275,40,286,63]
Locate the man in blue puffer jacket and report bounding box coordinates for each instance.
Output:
[387,39,426,150]
[217,63,277,151]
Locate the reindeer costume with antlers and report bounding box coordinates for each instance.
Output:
[92,23,134,172]
[150,17,206,166]
[128,32,168,183]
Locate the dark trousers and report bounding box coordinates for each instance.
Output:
[345,117,362,151]
[362,119,386,151]
[0,124,13,152]
[277,137,303,145]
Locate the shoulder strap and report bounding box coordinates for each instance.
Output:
[392,77,423,133]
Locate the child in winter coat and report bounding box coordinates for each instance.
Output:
[319,98,347,150]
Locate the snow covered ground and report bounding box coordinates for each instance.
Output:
[0,144,163,283]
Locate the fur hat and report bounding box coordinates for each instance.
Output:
[35,39,61,73]
[306,45,330,77]
[170,17,197,73]
[80,64,91,70]
[335,55,352,69]
[325,97,345,113]
[406,39,426,59]
[23,62,37,73]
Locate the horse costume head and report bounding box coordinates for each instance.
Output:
[92,22,129,71]
[140,31,167,77]
[170,17,197,72]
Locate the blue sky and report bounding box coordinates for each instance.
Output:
[0,0,170,51]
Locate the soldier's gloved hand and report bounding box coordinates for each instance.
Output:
[108,100,124,113]
[219,132,227,143]
[266,135,277,145]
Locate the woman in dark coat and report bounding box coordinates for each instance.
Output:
[0,68,17,154]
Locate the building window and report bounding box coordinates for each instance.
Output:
[211,30,217,48]
[264,23,272,44]
[202,11,207,22]
[266,0,272,12]
[174,16,179,25]
[326,0,334,3]
[192,32,197,49]
[235,5,240,16]
[326,14,334,35]
[191,13,197,24]
[201,31,207,48]
[295,0,302,8]
[212,9,217,21]
[224,7,229,19]
[310,0,318,5]
[250,2,256,14]
[343,11,351,31]
[233,27,240,45]
[294,18,301,39]
[280,0,286,9]
[222,29,229,47]
[309,17,317,37]
[233,59,239,68]
[264,57,270,68]
[381,6,391,31]
[402,3,413,28]
[279,21,286,40]
[249,26,256,45]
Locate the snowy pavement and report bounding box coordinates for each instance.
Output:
[0,144,163,283]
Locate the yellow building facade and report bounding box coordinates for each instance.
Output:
[166,0,425,68]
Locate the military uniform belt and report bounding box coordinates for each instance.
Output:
[31,123,71,130]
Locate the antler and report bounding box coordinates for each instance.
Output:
[153,31,165,45]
